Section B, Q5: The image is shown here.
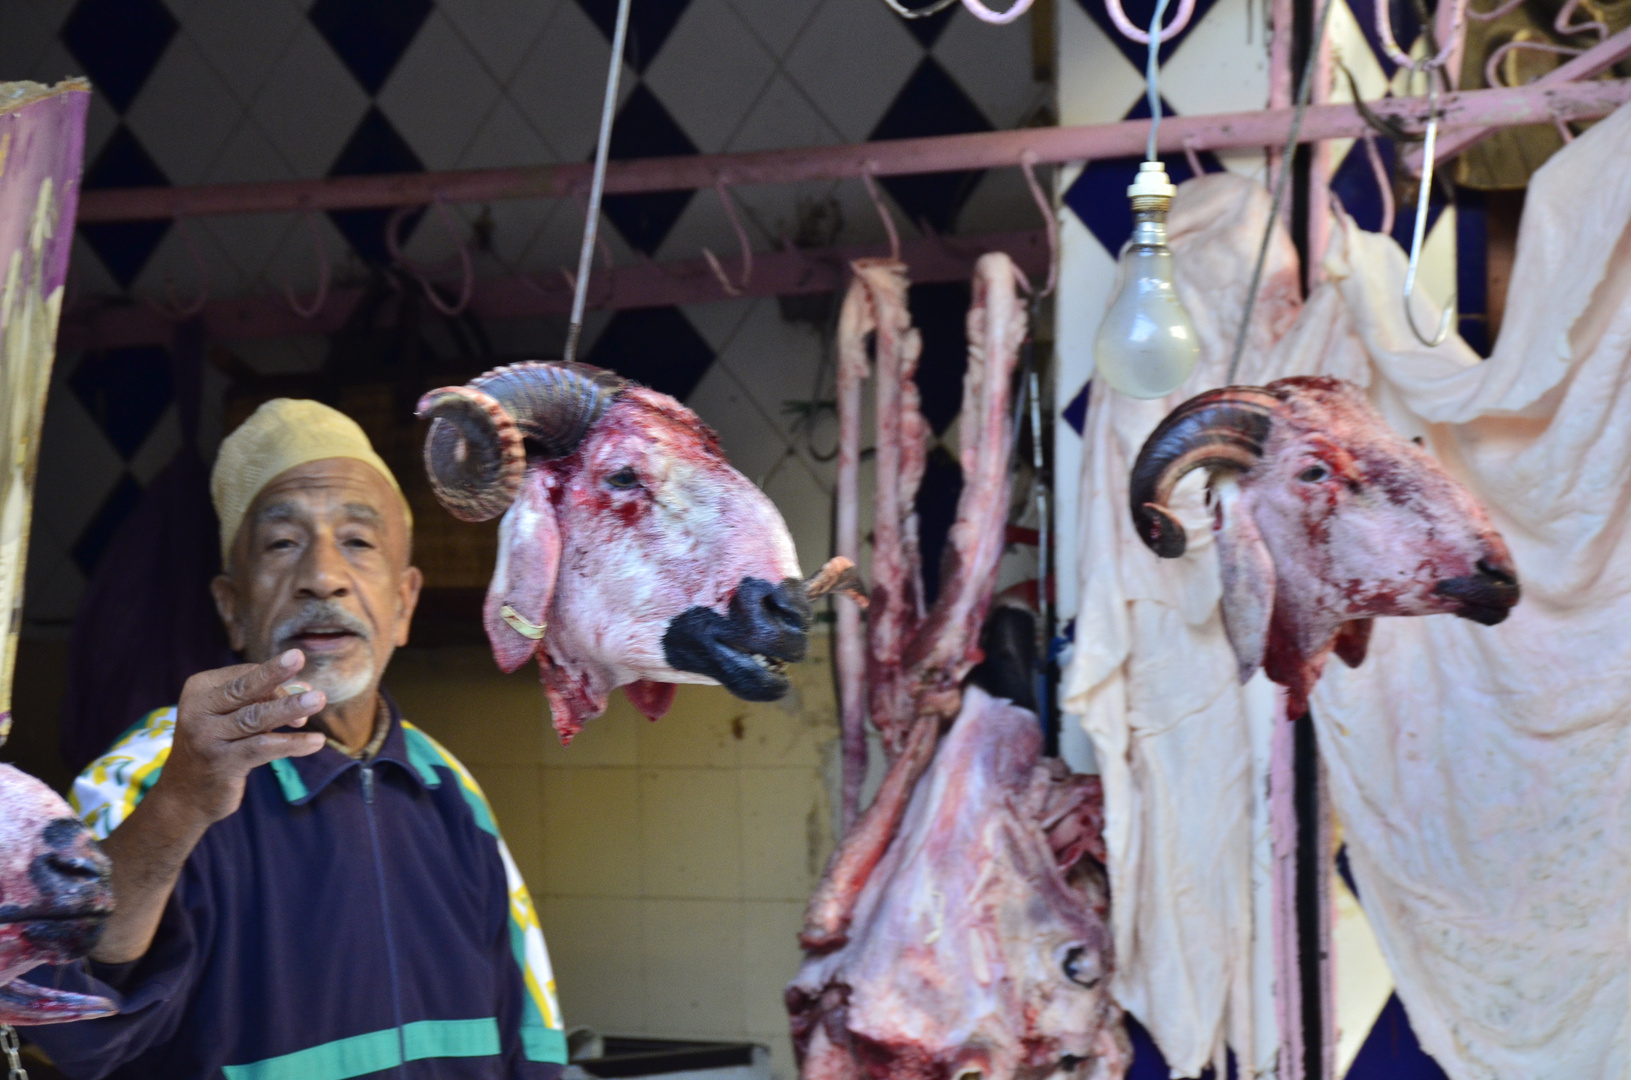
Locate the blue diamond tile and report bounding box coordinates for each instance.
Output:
[327,107,425,266]
[309,0,434,95]
[910,281,972,435]
[79,126,171,289]
[573,0,690,73]
[72,473,144,578]
[1346,994,1449,1080]
[1330,135,1394,236]
[1062,380,1090,435]
[61,0,176,113]
[600,84,697,255]
[588,307,714,401]
[70,346,174,460]
[871,57,992,235]
[917,445,963,604]
[1061,95,1219,254]
[1457,187,1488,356]
[1073,0,1221,70]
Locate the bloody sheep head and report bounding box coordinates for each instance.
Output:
[0,764,116,1024]
[419,361,809,743]
[1130,376,1519,712]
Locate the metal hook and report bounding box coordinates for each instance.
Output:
[1018,152,1058,298]
[700,179,754,296]
[1403,80,1455,347]
[1103,0,1196,43]
[282,211,331,319]
[385,200,475,317]
[147,216,210,321]
[861,166,901,263]
[1362,130,1395,236]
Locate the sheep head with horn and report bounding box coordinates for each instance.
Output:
[1130,376,1519,712]
[419,361,810,743]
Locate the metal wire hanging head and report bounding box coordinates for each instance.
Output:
[1403,76,1457,348]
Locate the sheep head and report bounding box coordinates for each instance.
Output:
[0,764,115,1024]
[419,362,809,743]
[1130,376,1519,712]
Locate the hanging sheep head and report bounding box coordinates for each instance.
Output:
[1130,376,1519,712]
[0,764,116,1025]
[419,362,810,743]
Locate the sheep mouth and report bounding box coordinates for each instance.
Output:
[662,615,799,701]
[1436,568,1520,626]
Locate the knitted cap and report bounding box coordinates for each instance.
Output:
[211,399,411,563]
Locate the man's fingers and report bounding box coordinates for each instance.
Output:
[233,731,327,770]
[229,690,326,739]
[201,651,305,714]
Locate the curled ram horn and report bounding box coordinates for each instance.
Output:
[1128,385,1283,558]
[417,361,629,522]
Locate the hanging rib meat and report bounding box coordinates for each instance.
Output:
[794,253,1126,1080]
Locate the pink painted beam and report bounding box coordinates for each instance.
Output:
[59,230,1051,352]
[1415,26,1631,168]
[73,80,1631,224]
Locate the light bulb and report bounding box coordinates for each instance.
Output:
[1093,161,1201,399]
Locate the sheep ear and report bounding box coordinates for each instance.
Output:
[1334,618,1373,668]
[485,468,560,674]
[1211,479,1275,684]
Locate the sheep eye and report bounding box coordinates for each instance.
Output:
[1298,465,1329,483]
[606,468,640,490]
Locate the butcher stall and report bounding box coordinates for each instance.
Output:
[0,0,1628,1078]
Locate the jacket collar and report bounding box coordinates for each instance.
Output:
[267,692,440,804]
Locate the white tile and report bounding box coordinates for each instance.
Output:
[126,35,244,185]
[67,232,122,298]
[956,165,1047,235]
[442,0,559,85]
[33,390,123,547]
[255,210,349,296]
[678,297,753,353]
[783,0,923,143]
[727,72,842,153]
[461,199,556,274]
[248,21,369,178]
[231,335,329,376]
[130,217,246,304]
[713,299,827,428]
[933,5,1043,129]
[644,0,777,154]
[726,0,822,57]
[685,364,796,487]
[80,92,119,176]
[20,545,85,626]
[198,212,296,291]
[459,94,555,168]
[1327,0,1389,104]
[378,11,502,171]
[23,39,80,91]
[1161,0,1270,117]
[0,5,54,90]
[22,0,77,36]
[652,184,753,266]
[204,118,294,184]
[128,404,181,486]
[1056,0,1143,126]
[180,0,303,105]
[507,1,631,163]
[761,453,834,579]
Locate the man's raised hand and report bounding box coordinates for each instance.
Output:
[153,651,327,828]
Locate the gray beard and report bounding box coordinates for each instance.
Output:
[305,656,376,706]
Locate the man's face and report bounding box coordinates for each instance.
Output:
[212,458,422,706]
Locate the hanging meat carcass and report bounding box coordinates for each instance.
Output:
[0,765,115,1025]
[790,253,1127,1080]
[418,362,813,743]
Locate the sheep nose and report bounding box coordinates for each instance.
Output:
[729,577,812,648]
[32,819,112,904]
[1476,556,1517,588]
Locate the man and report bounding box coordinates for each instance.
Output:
[26,399,566,1079]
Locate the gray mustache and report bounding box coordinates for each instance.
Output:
[273,602,372,646]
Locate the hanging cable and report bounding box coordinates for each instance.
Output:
[563,0,632,364]
[1146,0,1176,161]
[1225,0,1341,383]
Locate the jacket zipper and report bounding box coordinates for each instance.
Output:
[362,764,408,1076]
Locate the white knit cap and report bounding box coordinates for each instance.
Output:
[211,399,411,563]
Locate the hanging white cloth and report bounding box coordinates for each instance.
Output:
[1065,100,1631,1080]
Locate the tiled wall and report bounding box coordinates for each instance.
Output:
[385,639,840,1078]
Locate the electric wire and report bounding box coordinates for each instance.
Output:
[563,0,632,364]
[1146,0,1177,161]
[1225,0,1341,384]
